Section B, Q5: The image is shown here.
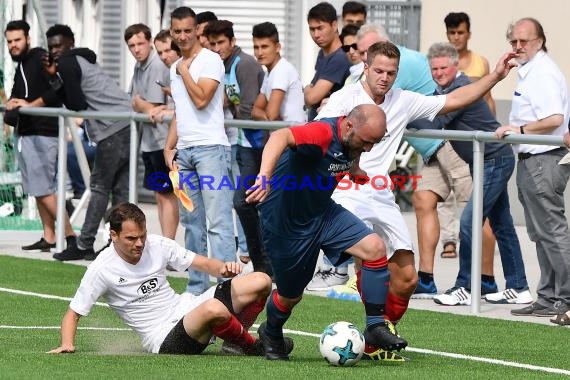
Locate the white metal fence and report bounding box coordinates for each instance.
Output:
[7,106,569,314]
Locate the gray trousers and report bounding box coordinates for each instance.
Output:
[78,127,130,249]
[516,149,570,307]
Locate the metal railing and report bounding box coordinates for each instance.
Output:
[8,106,569,314]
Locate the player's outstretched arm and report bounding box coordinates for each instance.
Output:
[190,254,242,278]
[246,128,295,203]
[48,308,81,354]
[440,51,518,115]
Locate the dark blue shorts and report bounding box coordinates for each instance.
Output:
[261,201,373,298]
[142,150,173,194]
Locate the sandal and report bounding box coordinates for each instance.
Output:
[550,311,570,326]
[440,243,458,259]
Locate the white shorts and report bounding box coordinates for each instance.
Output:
[147,286,217,353]
[332,185,415,259]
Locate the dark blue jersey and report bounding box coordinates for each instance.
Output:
[258,116,354,236]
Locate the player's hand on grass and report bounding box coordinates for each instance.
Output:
[47,345,75,354]
[219,262,242,278]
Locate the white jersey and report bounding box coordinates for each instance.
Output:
[69,235,203,353]
[170,48,229,148]
[317,82,445,255]
[317,82,445,181]
[261,58,306,123]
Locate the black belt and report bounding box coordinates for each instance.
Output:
[518,147,566,161]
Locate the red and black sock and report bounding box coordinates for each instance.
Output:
[361,256,389,327]
[212,314,256,348]
[237,298,266,330]
[384,291,409,324]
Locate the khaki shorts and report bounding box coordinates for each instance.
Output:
[416,141,472,202]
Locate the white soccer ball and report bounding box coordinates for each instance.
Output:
[319,321,365,366]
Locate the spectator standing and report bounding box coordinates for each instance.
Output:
[43,24,132,261]
[341,1,367,26]
[443,11,498,285]
[409,43,531,306]
[124,23,179,239]
[304,2,351,121]
[495,18,570,320]
[251,22,306,124]
[205,20,270,274]
[196,11,217,50]
[340,24,363,85]
[164,7,235,295]
[445,12,496,114]
[3,20,76,252]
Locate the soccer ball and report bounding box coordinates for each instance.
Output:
[319,321,365,366]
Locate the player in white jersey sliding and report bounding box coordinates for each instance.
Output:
[317,41,517,360]
[49,202,292,356]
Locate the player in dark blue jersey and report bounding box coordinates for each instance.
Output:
[245,104,405,360]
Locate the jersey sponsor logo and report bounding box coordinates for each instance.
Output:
[137,278,158,295]
[327,162,353,176]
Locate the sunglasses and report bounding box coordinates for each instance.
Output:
[342,43,358,53]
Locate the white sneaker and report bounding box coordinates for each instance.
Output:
[306,268,349,291]
[433,287,471,306]
[484,288,533,304]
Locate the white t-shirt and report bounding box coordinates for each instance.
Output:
[170,48,229,148]
[261,58,306,123]
[317,82,445,184]
[509,51,569,154]
[69,235,202,353]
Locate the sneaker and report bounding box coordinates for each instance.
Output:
[434,287,471,306]
[22,237,55,252]
[52,244,95,261]
[533,301,570,317]
[221,337,294,356]
[327,276,360,302]
[363,321,408,352]
[511,302,549,316]
[363,346,409,362]
[306,268,349,291]
[484,288,533,304]
[257,322,293,360]
[412,277,438,299]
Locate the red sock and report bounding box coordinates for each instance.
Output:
[211,314,256,347]
[384,291,409,324]
[237,298,266,330]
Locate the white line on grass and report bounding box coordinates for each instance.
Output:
[0,325,130,331]
[2,286,569,376]
[0,287,108,307]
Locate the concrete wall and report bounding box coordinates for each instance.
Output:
[420,0,570,102]
[421,0,570,226]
